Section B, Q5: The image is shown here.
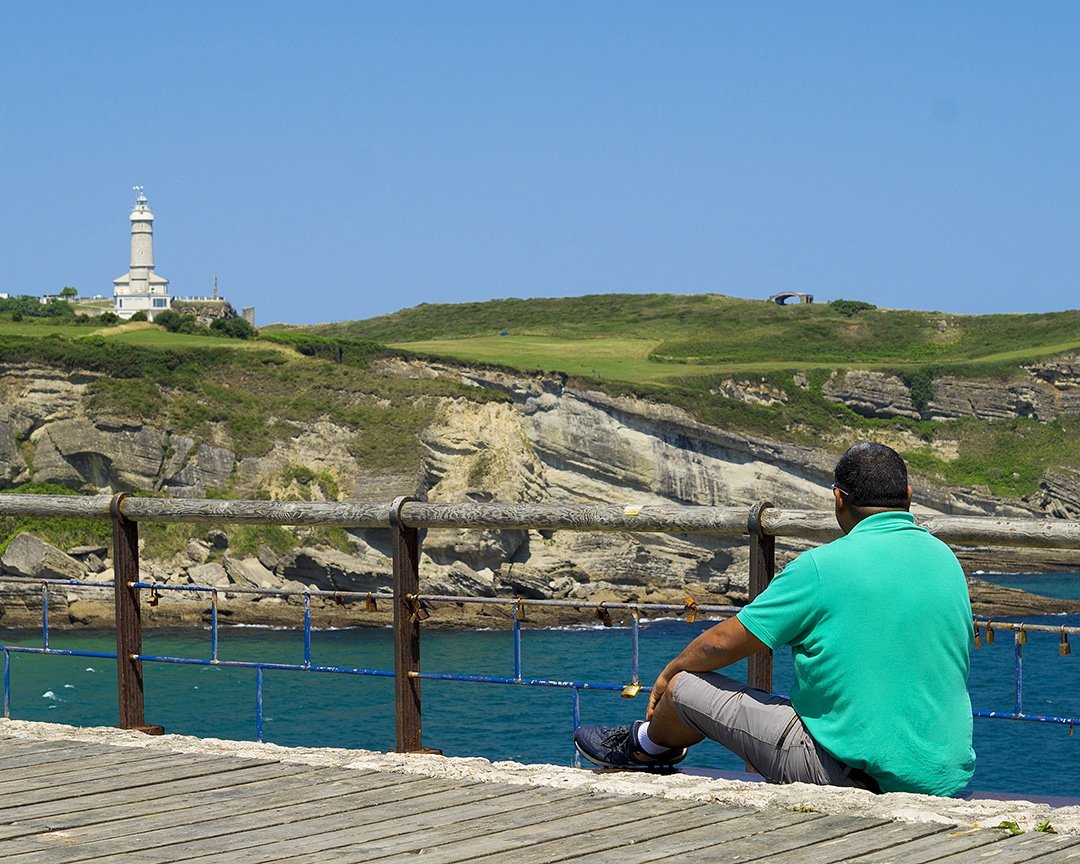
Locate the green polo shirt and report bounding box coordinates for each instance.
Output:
[738,511,975,796]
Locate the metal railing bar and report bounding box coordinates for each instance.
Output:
[0,576,114,589]
[974,620,1080,637]
[410,671,634,692]
[130,654,395,676]
[972,711,1077,726]
[3,646,119,659]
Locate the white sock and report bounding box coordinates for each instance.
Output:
[636,722,671,755]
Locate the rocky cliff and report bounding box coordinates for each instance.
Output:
[0,358,1077,628]
[820,358,1080,423]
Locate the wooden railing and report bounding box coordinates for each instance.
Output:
[1,493,1078,749]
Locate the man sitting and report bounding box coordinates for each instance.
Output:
[574,442,976,797]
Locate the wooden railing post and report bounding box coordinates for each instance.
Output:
[111,493,146,730]
[391,496,422,752]
[747,501,775,695]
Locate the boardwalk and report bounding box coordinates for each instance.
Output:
[1,734,1078,863]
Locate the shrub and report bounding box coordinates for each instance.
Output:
[259,331,385,365]
[829,299,877,317]
[0,295,77,320]
[129,310,148,322]
[98,311,120,325]
[210,317,256,340]
[154,309,181,331]
[902,367,939,416]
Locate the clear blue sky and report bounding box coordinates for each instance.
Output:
[2,2,1077,325]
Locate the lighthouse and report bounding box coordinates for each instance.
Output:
[112,187,171,320]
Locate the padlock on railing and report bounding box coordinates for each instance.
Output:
[680,597,699,625]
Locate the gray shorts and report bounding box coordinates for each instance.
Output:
[671,671,876,790]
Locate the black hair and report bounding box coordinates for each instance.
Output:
[832,442,910,509]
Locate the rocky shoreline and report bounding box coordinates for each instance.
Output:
[0,529,1076,631]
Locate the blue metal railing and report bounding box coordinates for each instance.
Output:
[2,577,1077,749]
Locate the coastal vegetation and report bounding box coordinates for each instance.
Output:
[0,292,1077,505]
[286,293,1080,500]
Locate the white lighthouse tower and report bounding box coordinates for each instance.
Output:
[112,186,171,320]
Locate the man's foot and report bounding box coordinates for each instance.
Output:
[573,720,687,768]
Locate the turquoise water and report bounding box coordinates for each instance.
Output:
[976,570,1080,601]
[3,578,1079,799]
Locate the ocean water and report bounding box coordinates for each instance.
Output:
[3,572,1078,800]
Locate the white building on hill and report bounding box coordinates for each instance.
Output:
[112,187,172,320]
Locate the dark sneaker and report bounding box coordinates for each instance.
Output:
[574,720,687,768]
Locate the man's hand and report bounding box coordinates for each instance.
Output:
[646,671,671,720]
[644,616,767,719]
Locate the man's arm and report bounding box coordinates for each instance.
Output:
[646,616,767,719]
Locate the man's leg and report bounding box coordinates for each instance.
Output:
[645,676,706,749]
[652,670,870,788]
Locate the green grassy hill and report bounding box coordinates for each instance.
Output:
[298,293,1080,378]
[286,294,1080,499]
[0,319,498,473]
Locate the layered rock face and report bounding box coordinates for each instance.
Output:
[0,358,1077,628]
[0,364,407,500]
[821,357,1080,422]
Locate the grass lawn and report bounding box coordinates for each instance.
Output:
[104,327,267,350]
[0,321,99,338]
[391,332,1080,388]
[392,335,690,383]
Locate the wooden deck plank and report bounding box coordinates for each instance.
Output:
[30,775,474,845]
[0,767,428,844]
[168,787,591,864]
[926,831,1080,863]
[66,783,578,864]
[278,796,713,864]
[639,814,896,864]
[158,788,642,864]
[0,740,108,764]
[0,778,490,864]
[1027,845,1080,862]
[166,784,582,863]
[458,803,767,864]
[0,752,229,797]
[0,751,213,790]
[0,765,338,841]
[0,762,315,824]
[0,748,175,781]
[0,756,281,809]
[843,825,1016,863]
[747,819,969,864]
[489,810,839,864]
